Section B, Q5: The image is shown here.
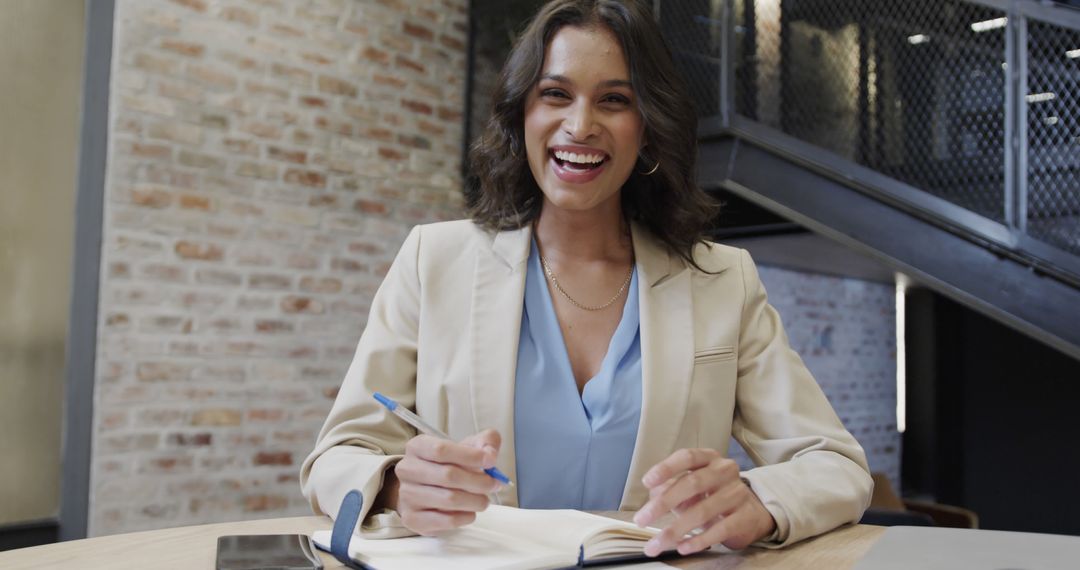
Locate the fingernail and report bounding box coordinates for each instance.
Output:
[633,512,647,527]
[644,539,660,557]
[643,473,658,486]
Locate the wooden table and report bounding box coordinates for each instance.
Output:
[0,514,885,569]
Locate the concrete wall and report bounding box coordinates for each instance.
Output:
[0,0,85,526]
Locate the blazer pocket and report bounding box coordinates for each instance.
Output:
[694,345,736,364]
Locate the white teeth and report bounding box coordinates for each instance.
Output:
[553,150,605,164]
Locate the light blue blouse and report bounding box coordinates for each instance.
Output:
[513,240,642,510]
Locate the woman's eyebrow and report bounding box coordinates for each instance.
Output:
[540,73,632,90]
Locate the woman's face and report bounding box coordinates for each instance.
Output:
[523,25,645,215]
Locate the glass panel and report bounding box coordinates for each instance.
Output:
[0,0,85,525]
[1026,20,1080,256]
[715,0,1009,222]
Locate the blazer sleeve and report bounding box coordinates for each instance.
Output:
[299,225,423,535]
[731,249,874,547]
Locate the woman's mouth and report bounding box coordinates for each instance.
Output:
[548,148,609,183]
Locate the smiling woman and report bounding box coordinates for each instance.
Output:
[302,0,873,559]
[467,0,717,269]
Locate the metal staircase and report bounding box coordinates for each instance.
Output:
[659,0,1080,360]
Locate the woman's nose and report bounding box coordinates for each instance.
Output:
[562,101,598,140]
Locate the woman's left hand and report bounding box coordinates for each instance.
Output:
[632,448,777,556]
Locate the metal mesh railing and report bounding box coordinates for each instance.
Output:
[659,0,1080,260]
[1026,19,1080,255]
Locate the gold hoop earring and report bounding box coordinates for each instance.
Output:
[638,156,660,176]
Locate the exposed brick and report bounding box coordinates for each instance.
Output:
[298,96,327,108]
[398,133,431,149]
[130,142,172,161]
[283,168,326,188]
[244,494,289,512]
[161,39,205,58]
[178,150,227,171]
[191,409,242,426]
[219,6,258,27]
[130,187,173,208]
[249,273,292,290]
[401,99,433,115]
[167,433,213,447]
[440,34,465,51]
[317,75,358,98]
[236,161,279,179]
[175,241,224,261]
[354,199,387,214]
[361,46,390,65]
[169,0,207,12]
[281,296,324,314]
[178,193,213,211]
[437,105,463,122]
[195,268,243,287]
[136,362,191,382]
[330,258,367,273]
[268,146,307,164]
[395,55,425,74]
[271,62,313,86]
[299,276,342,293]
[377,147,407,161]
[245,81,290,102]
[188,64,238,90]
[253,451,292,466]
[255,319,295,334]
[96,0,470,535]
[404,22,435,42]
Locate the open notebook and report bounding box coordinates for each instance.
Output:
[312,505,667,569]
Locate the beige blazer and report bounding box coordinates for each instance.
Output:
[300,220,873,546]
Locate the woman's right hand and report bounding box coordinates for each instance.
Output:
[386,429,504,535]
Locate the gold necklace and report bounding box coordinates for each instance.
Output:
[540,254,634,311]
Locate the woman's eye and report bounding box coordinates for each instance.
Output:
[602,94,631,105]
[542,89,569,99]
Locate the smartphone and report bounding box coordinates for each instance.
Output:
[215,534,323,570]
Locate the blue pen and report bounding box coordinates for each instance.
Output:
[373,392,513,486]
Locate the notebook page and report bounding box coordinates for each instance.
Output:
[470,506,658,559]
[312,526,569,570]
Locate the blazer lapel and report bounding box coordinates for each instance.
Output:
[620,223,695,509]
[469,225,530,507]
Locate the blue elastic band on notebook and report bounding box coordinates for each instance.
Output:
[331,490,363,569]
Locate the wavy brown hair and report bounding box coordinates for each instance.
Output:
[466,0,719,269]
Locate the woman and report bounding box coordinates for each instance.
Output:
[301,0,872,556]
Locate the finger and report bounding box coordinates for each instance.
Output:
[400,481,490,513]
[642,448,720,489]
[659,482,749,552]
[400,508,477,536]
[406,435,489,471]
[460,429,502,468]
[635,459,737,527]
[395,456,501,494]
[676,509,757,554]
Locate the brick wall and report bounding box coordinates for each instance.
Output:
[728,265,901,490]
[91,0,469,535]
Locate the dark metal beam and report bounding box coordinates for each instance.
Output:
[699,136,1080,363]
[59,0,114,541]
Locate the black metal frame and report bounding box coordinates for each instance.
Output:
[703,135,1080,362]
[59,0,113,542]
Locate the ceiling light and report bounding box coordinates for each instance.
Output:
[907,34,930,45]
[1027,92,1056,103]
[1067,49,1080,59]
[971,17,1008,32]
